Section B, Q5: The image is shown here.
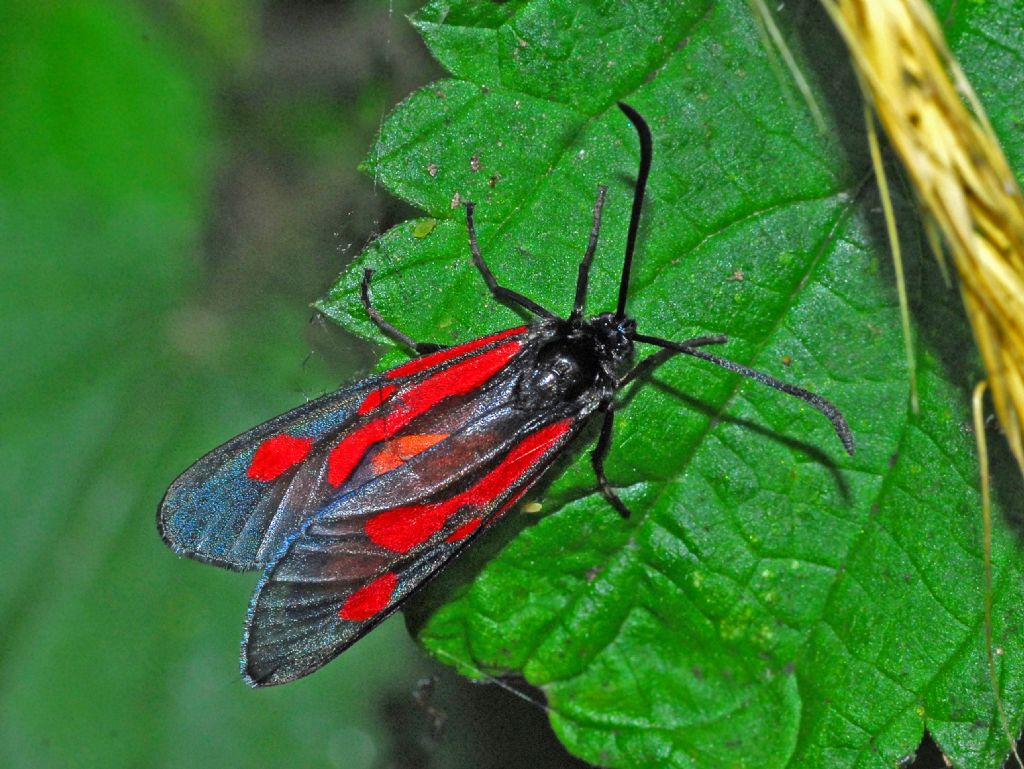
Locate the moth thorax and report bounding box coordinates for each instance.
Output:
[519,338,602,405]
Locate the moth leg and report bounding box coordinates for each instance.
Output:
[593,337,729,518]
[592,403,631,518]
[465,202,557,320]
[361,269,444,354]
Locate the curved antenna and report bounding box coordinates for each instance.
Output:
[633,333,856,455]
[615,101,653,320]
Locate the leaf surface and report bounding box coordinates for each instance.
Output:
[317,1,1024,767]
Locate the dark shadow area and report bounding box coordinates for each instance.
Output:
[906,729,1024,769]
[198,0,442,377]
[905,731,949,769]
[376,660,597,769]
[914,255,1024,538]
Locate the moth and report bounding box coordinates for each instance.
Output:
[158,103,853,686]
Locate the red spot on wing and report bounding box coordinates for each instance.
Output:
[327,340,523,487]
[371,434,449,475]
[246,434,314,482]
[446,517,482,543]
[358,384,396,415]
[386,326,526,380]
[366,419,573,553]
[339,572,398,621]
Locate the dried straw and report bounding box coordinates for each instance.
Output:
[821,0,1024,473]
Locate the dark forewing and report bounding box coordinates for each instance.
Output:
[157,326,528,571]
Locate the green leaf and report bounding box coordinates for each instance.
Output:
[318,0,1024,767]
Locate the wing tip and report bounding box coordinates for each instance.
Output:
[157,494,263,572]
[240,663,284,688]
[239,635,320,688]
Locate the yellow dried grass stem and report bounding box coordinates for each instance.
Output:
[864,105,919,413]
[973,381,1022,768]
[821,0,1024,474]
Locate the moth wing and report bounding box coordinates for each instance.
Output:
[158,376,389,571]
[242,416,576,686]
[158,327,529,572]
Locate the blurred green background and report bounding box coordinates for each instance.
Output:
[0,2,592,767]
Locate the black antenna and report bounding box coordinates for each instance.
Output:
[616,101,652,320]
[610,104,855,457]
[633,333,856,455]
